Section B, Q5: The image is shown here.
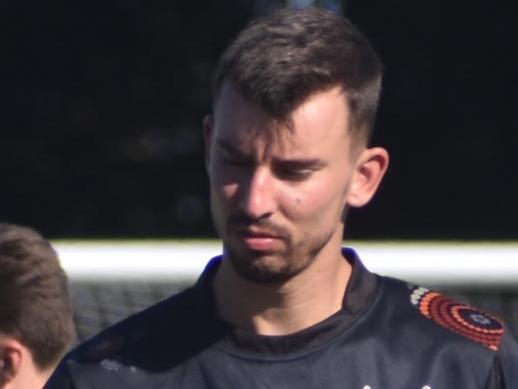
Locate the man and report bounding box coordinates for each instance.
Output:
[45,7,518,388]
[0,223,76,389]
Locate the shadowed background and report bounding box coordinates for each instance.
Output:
[3,0,517,239]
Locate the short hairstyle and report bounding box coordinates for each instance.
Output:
[0,223,75,370]
[212,7,383,143]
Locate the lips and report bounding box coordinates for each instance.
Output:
[233,228,284,251]
[241,235,281,251]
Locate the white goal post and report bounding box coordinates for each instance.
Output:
[53,240,518,287]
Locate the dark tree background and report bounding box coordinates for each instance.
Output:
[2,0,517,239]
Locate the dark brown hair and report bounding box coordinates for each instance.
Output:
[213,7,383,142]
[0,223,75,370]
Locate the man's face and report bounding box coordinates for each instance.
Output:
[205,83,362,283]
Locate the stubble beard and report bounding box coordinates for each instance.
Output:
[210,188,340,284]
[225,243,298,284]
[219,218,337,285]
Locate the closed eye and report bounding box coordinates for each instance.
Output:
[215,139,252,167]
[276,168,313,181]
[274,160,325,181]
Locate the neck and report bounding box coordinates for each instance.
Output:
[10,359,54,389]
[212,244,351,336]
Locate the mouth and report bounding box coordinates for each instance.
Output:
[232,228,284,251]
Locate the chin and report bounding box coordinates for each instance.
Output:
[227,248,307,284]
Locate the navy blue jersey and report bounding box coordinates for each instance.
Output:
[45,249,518,388]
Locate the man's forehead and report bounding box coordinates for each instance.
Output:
[213,86,293,149]
[212,82,355,157]
[213,83,274,126]
[214,81,347,118]
[213,129,308,160]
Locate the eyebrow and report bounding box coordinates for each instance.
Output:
[276,159,326,170]
[216,139,247,157]
[215,138,326,169]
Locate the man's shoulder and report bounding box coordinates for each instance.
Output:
[73,287,165,346]
[43,287,187,388]
[68,283,212,368]
[378,276,507,353]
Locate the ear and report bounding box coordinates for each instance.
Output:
[203,114,214,170]
[346,147,389,208]
[0,337,23,386]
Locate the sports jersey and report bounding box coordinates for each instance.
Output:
[44,248,518,388]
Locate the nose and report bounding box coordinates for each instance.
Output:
[239,167,276,220]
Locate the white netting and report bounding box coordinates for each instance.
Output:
[54,241,518,342]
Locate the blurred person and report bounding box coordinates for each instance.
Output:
[46,7,518,388]
[0,223,75,389]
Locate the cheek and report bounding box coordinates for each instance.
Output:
[284,180,345,220]
[210,163,240,201]
[222,183,239,203]
[211,182,239,213]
